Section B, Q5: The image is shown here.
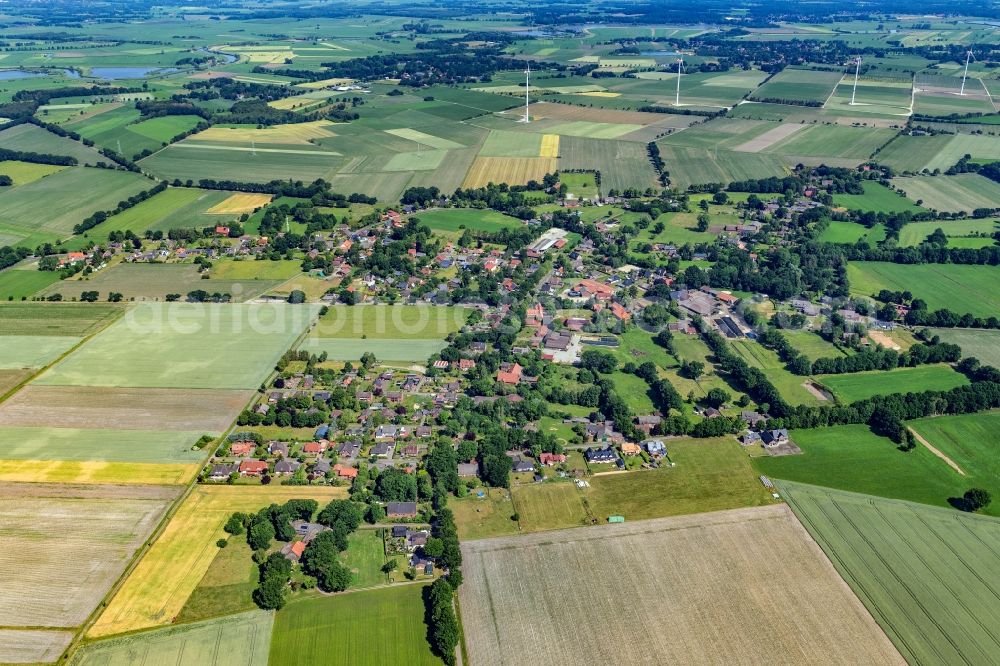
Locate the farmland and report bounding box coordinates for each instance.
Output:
[0,123,105,165]
[0,302,124,336]
[71,610,273,666]
[927,328,1000,367]
[0,160,66,185]
[0,426,207,463]
[0,459,199,485]
[0,264,61,299]
[750,67,844,104]
[891,174,1000,213]
[817,221,887,245]
[781,481,1000,666]
[89,485,347,638]
[753,425,968,509]
[314,304,469,338]
[831,181,922,213]
[0,334,78,369]
[847,262,1000,316]
[559,136,657,192]
[85,187,253,240]
[460,505,904,666]
[0,483,177,629]
[817,364,969,403]
[64,107,202,159]
[0,385,253,432]
[269,586,444,666]
[35,303,320,389]
[44,262,284,301]
[897,218,998,247]
[0,167,152,242]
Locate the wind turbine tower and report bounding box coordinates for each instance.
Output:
[959,50,974,96]
[850,56,862,105]
[521,62,531,123]
[675,58,684,106]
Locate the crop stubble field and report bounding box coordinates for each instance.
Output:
[781,481,1000,666]
[460,505,904,666]
[0,483,178,628]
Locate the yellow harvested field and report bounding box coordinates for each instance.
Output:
[206,193,273,215]
[190,121,336,145]
[462,156,558,188]
[89,485,347,638]
[0,460,199,485]
[267,94,329,111]
[460,505,905,666]
[539,134,560,158]
[296,77,355,90]
[574,91,622,98]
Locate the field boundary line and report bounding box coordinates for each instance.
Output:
[906,427,965,476]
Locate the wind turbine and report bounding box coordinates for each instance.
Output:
[959,50,975,96]
[674,58,685,106]
[251,139,256,157]
[521,62,531,123]
[850,56,862,105]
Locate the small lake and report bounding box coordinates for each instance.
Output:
[0,70,44,80]
[90,66,178,79]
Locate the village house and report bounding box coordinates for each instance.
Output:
[238,460,268,477]
[539,453,566,466]
[386,502,418,518]
[585,446,618,464]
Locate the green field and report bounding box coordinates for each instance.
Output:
[817,221,887,245]
[479,130,543,157]
[0,426,208,463]
[848,262,1000,316]
[65,106,202,159]
[314,304,470,339]
[831,182,922,213]
[210,259,302,281]
[729,339,821,406]
[750,67,844,104]
[653,144,789,190]
[0,123,105,165]
[178,540,258,623]
[0,160,67,185]
[763,124,895,160]
[878,133,1000,173]
[0,302,124,336]
[36,302,319,389]
[85,187,246,240]
[817,364,968,403]
[783,330,849,361]
[908,411,1000,512]
[927,328,1000,367]
[512,437,775,533]
[897,218,998,247]
[0,264,61,299]
[413,209,522,235]
[269,586,444,666]
[70,610,273,666]
[0,335,79,369]
[0,167,152,239]
[891,174,1000,214]
[559,136,658,192]
[303,338,448,362]
[754,425,967,509]
[610,371,656,413]
[781,481,1000,666]
[140,143,344,186]
[44,263,283,302]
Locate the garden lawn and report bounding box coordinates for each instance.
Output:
[341,529,387,588]
[817,364,968,403]
[753,425,966,509]
[268,586,444,666]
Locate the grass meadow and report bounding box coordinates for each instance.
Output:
[753,425,966,508]
[269,585,444,666]
[897,218,998,247]
[0,302,124,336]
[927,328,1000,367]
[314,304,470,339]
[512,437,775,533]
[781,481,1000,666]
[817,221,887,245]
[85,187,246,240]
[817,364,968,403]
[413,208,523,235]
[848,262,1000,316]
[728,339,822,406]
[831,182,922,213]
[0,264,61,299]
